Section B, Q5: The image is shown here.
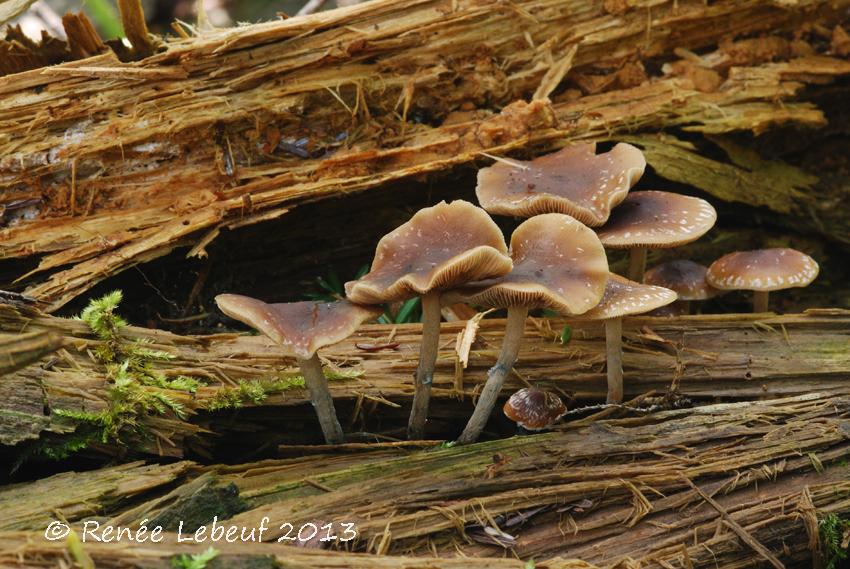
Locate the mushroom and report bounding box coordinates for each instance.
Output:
[215,295,381,444]
[503,387,567,432]
[577,274,677,403]
[644,259,720,314]
[345,200,513,440]
[454,213,609,444]
[705,248,819,312]
[597,191,717,282]
[476,142,646,225]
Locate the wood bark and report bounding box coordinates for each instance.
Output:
[1,391,847,567]
[0,0,848,310]
[2,297,849,457]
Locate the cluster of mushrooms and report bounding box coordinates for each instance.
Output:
[216,141,819,445]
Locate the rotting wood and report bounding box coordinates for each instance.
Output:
[0,328,62,375]
[210,392,850,561]
[1,1,849,310]
[0,536,596,569]
[2,297,849,456]
[1,391,847,568]
[0,460,192,531]
[682,477,786,569]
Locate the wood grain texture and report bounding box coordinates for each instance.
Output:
[1,0,848,309]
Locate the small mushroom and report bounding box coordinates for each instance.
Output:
[577,274,677,403]
[597,191,717,282]
[215,295,381,444]
[454,213,609,444]
[503,387,567,431]
[345,200,512,440]
[705,248,819,312]
[476,142,646,225]
[644,259,720,314]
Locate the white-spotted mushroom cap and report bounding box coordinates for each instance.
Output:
[503,387,567,431]
[644,260,720,301]
[706,249,819,292]
[215,295,382,360]
[597,191,717,249]
[579,274,678,320]
[344,200,512,304]
[455,214,609,315]
[475,142,646,226]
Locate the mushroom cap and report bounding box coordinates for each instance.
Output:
[475,142,646,226]
[344,200,512,304]
[706,248,819,292]
[597,191,717,249]
[644,260,720,301]
[579,274,678,320]
[215,295,381,360]
[456,213,609,315]
[503,387,567,431]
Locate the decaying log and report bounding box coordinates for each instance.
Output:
[1,0,849,310]
[1,391,848,568]
[0,460,193,531]
[0,536,592,569]
[0,328,62,375]
[2,297,849,457]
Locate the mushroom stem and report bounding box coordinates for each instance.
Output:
[628,248,647,282]
[407,291,442,440]
[457,305,529,444]
[753,291,770,313]
[297,354,345,444]
[605,318,624,404]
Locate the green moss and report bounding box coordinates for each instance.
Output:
[171,547,219,569]
[204,369,363,412]
[49,291,203,452]
[820,514,850,569]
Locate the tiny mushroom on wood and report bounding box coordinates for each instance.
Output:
[644,259,721,314]
[503,387,567,431]
[475,142,646,225]
[215,295,381,445]
[706,248,819,312]
[453,213,609,444]
[597,191,717,282]
[577,274,677,404]
[345,200,512,440]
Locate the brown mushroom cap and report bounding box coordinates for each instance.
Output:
[644,260,720,301]
[503,387,567,431]
[706,248,819,292]
[579,274,677,320]
[215,295,381,360]
[475,142,646,226]
[457,213,609,315]
[597,191,717,249]
[344,200,512,304]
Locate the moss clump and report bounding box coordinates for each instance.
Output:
[820,513,850,569]
[204,369,363,412]
[171,547,219,569]
[53,291,203,448]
